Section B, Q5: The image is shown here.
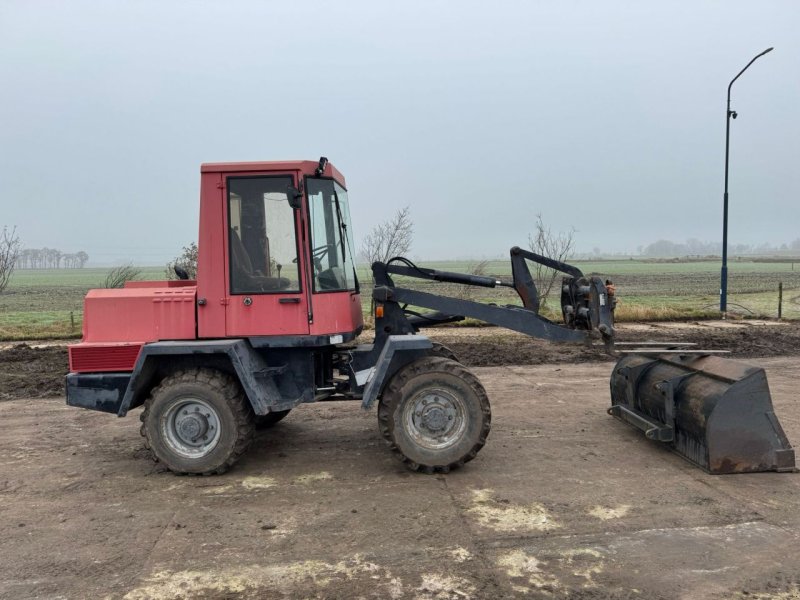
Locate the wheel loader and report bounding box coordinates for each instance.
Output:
[65,157,794,475]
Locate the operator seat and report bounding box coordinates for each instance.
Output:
[230,228,291,292]
[230,228,255,291]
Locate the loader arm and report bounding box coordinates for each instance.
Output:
[369,247,615,350]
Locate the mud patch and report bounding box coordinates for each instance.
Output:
[0,344,67,400]
[733,572,800,599]
[4,321,800,401]
[428,321,800,367]
[466,489,559,533]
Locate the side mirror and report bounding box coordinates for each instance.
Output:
[287,186,303,210]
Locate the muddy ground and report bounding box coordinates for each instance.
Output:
[2,320,799,401]
[1,322,800,598]
[2,357,800,599]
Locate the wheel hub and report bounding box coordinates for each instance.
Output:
[405,389,467,450]
[421,406,447,431]
[176,412,209,442]
[162,399,222,458]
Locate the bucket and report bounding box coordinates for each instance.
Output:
[609,353,795,474]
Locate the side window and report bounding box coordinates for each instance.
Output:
[228,176,301,294]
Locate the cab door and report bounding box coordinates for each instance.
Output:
[223,175,310,337]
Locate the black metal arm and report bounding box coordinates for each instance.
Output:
[369,248,615,353]
[509,246,583,313]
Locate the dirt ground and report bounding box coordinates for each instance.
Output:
[2,344,800,598]
[2,320,800,401]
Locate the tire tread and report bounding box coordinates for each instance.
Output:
[377,356,491,473]
[139,368,254,475]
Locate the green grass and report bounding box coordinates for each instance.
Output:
[2,259,798,341]
[0,267,164,340]
[0,310,83,341]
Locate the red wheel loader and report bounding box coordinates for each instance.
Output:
[65,157,794,475]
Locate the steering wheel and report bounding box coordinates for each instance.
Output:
[311,244,330,273]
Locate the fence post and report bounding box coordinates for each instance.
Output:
[70,311,75,332]
[778,282,783,321]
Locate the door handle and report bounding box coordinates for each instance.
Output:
[279,297,301,304]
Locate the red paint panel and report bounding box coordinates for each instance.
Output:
[309,291,364,336]
[226,294,309,336]
[82,286,196,343]
[196,171,227,338]
[69,343,142,373]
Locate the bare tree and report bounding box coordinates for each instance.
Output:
[165,242,198,280]
[76,251,89,268]
[359,207,413,312]
[360,206,413,269]
[0,226,21,293]
[104,264,142,289]
[527,214,576,308]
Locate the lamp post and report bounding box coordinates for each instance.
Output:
[720,46,773,317]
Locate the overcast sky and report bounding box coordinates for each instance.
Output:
[1,1,798,264]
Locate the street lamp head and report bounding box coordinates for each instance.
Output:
[764,47,774,54]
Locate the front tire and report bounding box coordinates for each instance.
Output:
[140,368,254,475]
[378,357,491,473]
[429,342,459,362]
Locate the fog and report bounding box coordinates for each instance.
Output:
[1,1,798,264]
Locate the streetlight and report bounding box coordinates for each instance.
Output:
[720,46,773,317]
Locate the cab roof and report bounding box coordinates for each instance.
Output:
[200,160,346,187]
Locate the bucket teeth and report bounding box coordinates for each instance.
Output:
[609,353,795,474]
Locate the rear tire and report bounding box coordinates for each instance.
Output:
[140,368,254,475]
[378,357,491,473]
[254,409,291,430]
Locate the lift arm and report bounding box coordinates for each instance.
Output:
[369,247,615,350]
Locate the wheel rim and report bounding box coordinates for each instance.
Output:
[402,387,467,450]
[162,398,222,459]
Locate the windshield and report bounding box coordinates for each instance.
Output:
[306,178,358,292]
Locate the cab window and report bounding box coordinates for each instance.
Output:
[306,178,358,292]
[227,176,300,294]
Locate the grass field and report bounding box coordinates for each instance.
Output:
[1,260,798,340]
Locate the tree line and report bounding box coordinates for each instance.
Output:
[640,238,800,258]
[16,248,89,269]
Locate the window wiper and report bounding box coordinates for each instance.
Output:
[332,190,360,292]
[332,191,347,264]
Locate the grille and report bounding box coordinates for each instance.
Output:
[70,344,142,373]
